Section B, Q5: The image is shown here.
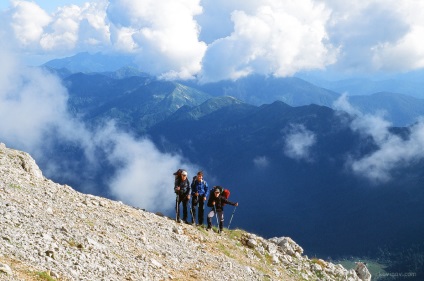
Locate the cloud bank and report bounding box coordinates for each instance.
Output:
[0,43,192,213]
[3,0,424,81]
[334,94,424,182]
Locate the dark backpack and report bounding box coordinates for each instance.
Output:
[173,169,183,177]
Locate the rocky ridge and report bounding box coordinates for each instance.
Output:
[0,143,371,281]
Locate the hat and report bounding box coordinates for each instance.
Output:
[181,170,188,176]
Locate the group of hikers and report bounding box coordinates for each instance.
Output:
[173,169,239,232]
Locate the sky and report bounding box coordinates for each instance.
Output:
[1,0,424,210]
[1,0,424,82]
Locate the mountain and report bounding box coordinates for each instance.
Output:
[63,73,212,133]
[36,55,424,278]
[349,92,424,125]
[296,69,424,99]
[183,75,424,126]
[44,53,424,126]
[45,69,424,263]
[148,101,424,263]
[0,142,371,281]
[43,52,139,73]
[184,74,340,107]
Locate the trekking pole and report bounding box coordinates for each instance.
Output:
[213,205,220,233]
[196,195,200,226]
[175,194,179,222]
[188,197,195,224]
[227,206,237,229]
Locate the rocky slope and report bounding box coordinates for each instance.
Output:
[0,143,370,281]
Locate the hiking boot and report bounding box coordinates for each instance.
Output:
[206,227,211,231]
[176,219,181,223]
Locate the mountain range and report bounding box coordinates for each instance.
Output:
[44,53,424,127]
[8,52,422,279]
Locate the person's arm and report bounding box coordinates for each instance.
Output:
[203,181,209,200]
[191,181,196,196]
[174,179,180,193]
[207,196,214,207]
[222,197,238,206]
[186,179,191,198]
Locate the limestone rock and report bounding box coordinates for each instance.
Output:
[0,263,12,275]
[355,262,372,281]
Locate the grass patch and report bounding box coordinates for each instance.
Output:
[9,183,22,189]
[35,271,56,281]
[226,228,245,241]
[217,242,233,258]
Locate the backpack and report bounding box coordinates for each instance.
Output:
[173,169,183,177]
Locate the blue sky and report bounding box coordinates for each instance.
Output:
[0,1,88,13]
[1,0,424,82]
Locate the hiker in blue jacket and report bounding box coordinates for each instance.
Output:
[191,171,209,226]
[174,170,190,223]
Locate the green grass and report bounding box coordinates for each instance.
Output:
[226,228,245,240]
[35,271,56,281]
[9,183,22,189]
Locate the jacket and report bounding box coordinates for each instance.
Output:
[174,178,190,196]
[191,178,209,198]
[207,195,236,211]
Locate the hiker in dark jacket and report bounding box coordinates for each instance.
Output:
[174,170,190,223]
[207,187,238,232]
[191,171,209,226]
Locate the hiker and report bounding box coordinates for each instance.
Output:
[191,171,209,226]
[174,170,190,223]
[207,187,238,232]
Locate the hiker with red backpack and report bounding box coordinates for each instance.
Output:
[207,186,238,233]
[190,171,209,226]
[174,169,191,223]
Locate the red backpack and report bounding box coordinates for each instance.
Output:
[222,189,230,200]
[212,186,231,206]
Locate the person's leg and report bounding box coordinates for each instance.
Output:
[191,197,198,224]
[198,199,205,225]
[207,210,214,230]
[218,211,224,231]
[182,196,188,222]
[176,196,182,222]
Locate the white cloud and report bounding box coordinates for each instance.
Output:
[283,124,316,161]
[3,0,424,79]
[10,1,52,47]
[323,0,424,73]
[95,124,195,210]
[199,0,337,82]
[334,95,424,182]
[107,0,207,79]
[0,51,70,151]
[253,156,269,169]
[349,121,424,182]
[0,43,192,213]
